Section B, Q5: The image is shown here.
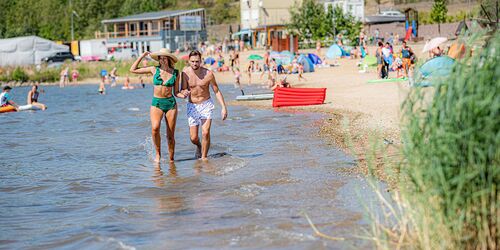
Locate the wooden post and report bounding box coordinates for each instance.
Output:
[113,24,117,38]
[148,21,152,36]
[137,22,140,37]
[173,18,177,30]
[125,22,129,37]
[157,20,161,33]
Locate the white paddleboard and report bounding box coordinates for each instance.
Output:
[18,105,42,111]
[236,93,274,101]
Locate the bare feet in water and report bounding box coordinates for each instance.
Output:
[154,154,161,163]
[195,145,202,159]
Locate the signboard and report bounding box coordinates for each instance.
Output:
[179,16,202,31]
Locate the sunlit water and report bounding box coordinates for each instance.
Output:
[1,84,380,249]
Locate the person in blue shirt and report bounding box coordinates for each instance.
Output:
[0,86,19,110]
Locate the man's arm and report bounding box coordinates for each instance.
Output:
[210,73,227,120]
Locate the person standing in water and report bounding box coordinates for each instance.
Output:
[110,67,117,87]
[130,48,188,162]
[181,50,228,160]
[26,85,47,110]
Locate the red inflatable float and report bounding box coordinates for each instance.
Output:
[272,87,326,107]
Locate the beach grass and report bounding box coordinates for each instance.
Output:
[367,29,499,249]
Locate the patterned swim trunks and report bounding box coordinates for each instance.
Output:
[187,98,215,127]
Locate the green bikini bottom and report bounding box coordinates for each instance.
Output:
[152,96,176,112]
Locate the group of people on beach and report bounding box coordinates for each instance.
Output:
[375,40,415,79]
[129,49,228,162]
[59,67,79,87]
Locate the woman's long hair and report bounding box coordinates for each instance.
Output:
[159,57,174,69]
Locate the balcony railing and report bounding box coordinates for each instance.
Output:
[95,29,163,39]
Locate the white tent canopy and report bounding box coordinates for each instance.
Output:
[0,36,69,67]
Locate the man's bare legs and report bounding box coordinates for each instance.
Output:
[201,119,212,160]
[150,106,164,162]
[189,119,212,160]
[189,125,202,158]
[165,107,177,162]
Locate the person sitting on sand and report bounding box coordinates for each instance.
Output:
[0,86,19,110]
[27,85,47,110]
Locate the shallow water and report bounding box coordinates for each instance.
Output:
[1,84,380,249]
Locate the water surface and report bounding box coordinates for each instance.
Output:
[1,84,378,249]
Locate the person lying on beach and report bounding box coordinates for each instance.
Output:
[0,86,19,110]
[27,85,47,110]
[271,75,291,91]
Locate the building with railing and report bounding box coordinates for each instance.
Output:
[96,8,207,53]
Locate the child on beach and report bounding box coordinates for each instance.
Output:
[233,67,244,95]
[98,77,106,95]
[298,63,306,81]
[246,60,254,85]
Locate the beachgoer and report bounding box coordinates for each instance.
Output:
[374,29,380,44]
[376,42,384,79]
[234,50,240,67]
[260,51,270,80]
[382,43,392,78]
[110,67,117,87]
[180,50,228,160]
[298,63,306,81]
[316,40,322,56]
[26,85,47,110]
[71,69,79,85]
[98,77,106,95]
[123,75,131,89]
[233,67,244,95]
[246,60,254,86]
[130,48,188,162]
[271,75,291,91]
[401,41,413,77]
[0,86,19,110]
[59,67,69,87]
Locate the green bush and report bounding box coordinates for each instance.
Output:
[29,68,59,82]
[12,67,29,82]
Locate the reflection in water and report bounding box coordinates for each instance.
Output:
[152,162,186,214]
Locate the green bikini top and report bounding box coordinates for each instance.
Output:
[153,67,178,87]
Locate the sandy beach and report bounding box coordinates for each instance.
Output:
[211,44,433,181]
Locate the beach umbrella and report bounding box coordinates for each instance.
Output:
[326,44,342,59]
[297,54,315,72]
[204,57,216,65]
[307,53,322,65]
[419,56,455,77]
[422,37,448,52]
[247,54,263,60]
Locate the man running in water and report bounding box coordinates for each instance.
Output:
[181,50,228,160]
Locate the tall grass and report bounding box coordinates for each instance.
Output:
[369,29,499,249]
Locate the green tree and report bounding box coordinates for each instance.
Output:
[430,0,448,34]
[288,0,333,42]
[331,5,362,45]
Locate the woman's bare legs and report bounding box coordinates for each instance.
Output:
[165,106,178,162]
[150,106,164,162]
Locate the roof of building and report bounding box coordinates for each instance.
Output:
[101,8,205,24]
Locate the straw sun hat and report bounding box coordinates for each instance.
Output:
[150,48,178,63]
